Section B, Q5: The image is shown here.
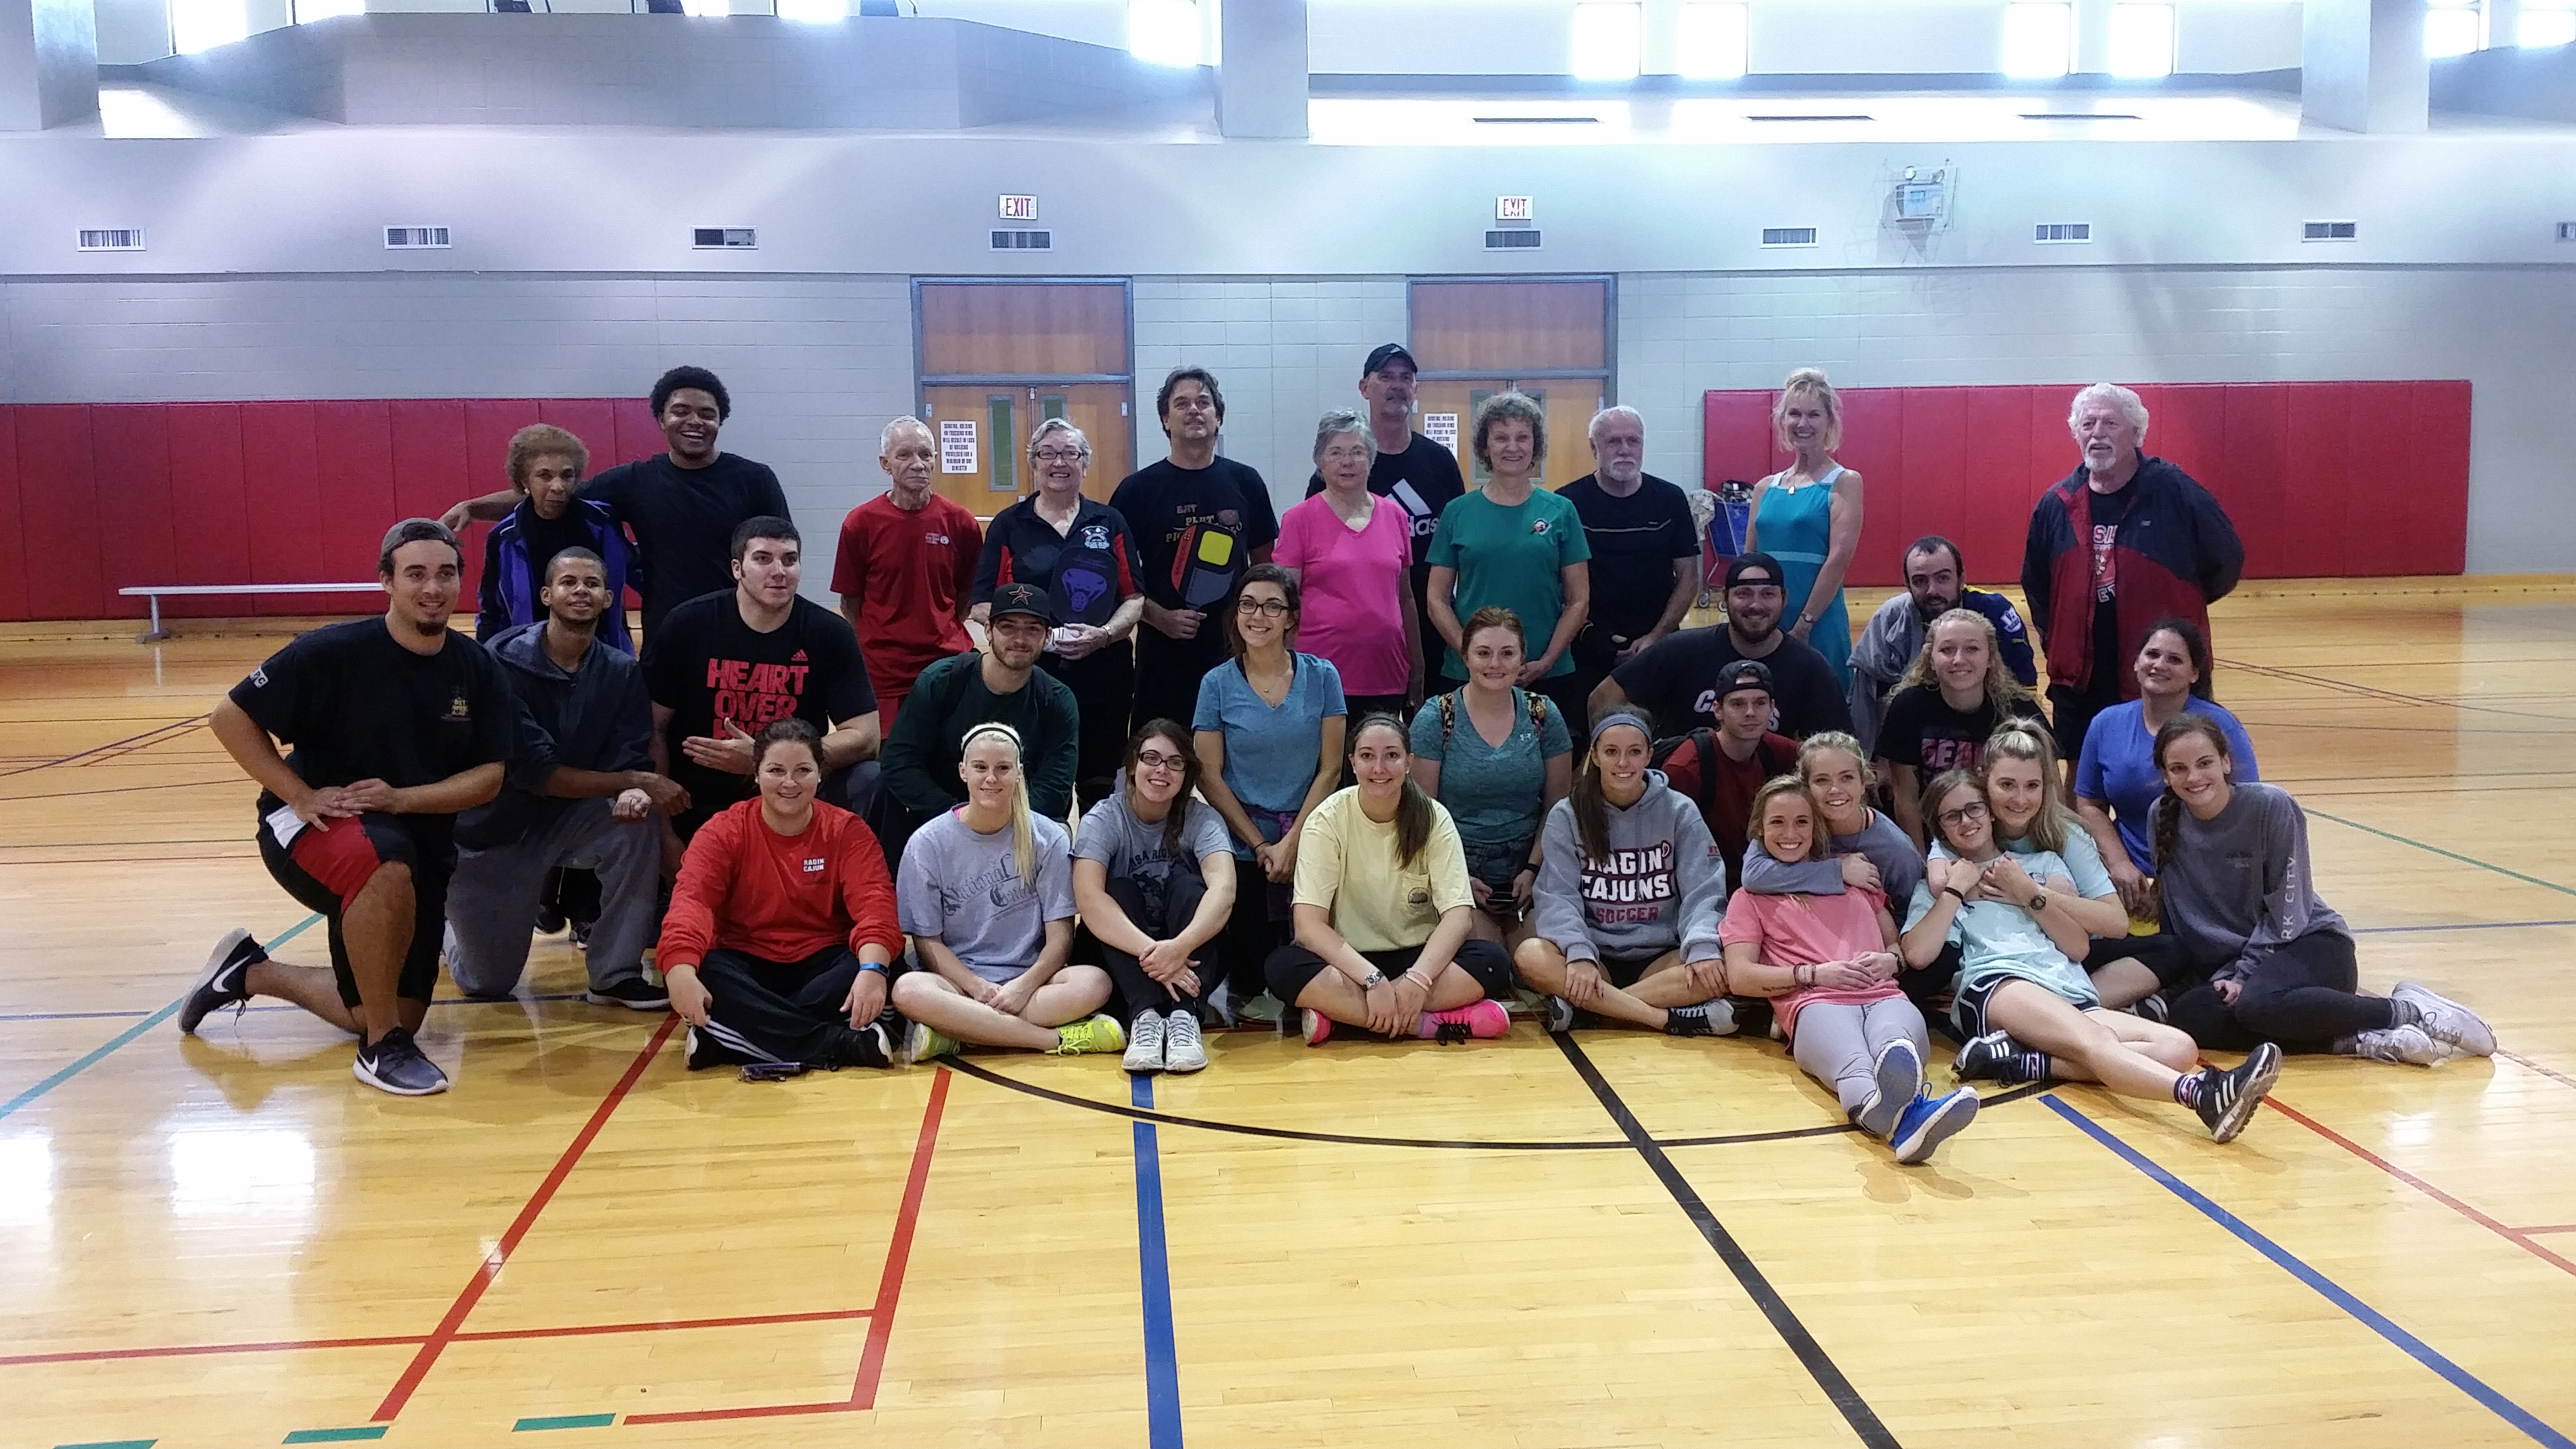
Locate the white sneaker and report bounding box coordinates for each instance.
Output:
[1162,1010,1208,1073]
[2392,982,2496,1058]
[1122,1010,1166,1073]
[2333,1024,2446,1066]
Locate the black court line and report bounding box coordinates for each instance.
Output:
[2220,658,2576,729]
[1554,1034,1901,1449]
[0,777,240,804]
[0,716,208,779]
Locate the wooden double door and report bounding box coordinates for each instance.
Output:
[918,384,1132,513]
[917,280,1136,518]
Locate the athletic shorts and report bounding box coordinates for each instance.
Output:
[1593,950,1672,990]
[1264,938,1515,1008]
[1951,970,2100,1040]
[257,809,450,1008]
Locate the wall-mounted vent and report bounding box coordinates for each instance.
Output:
[1484,229,1544,250]
[1761,227,1819,247]
[77,228,145,251]
[2034,223,2093,243]
[1746,113,1871,123]
[2558,222,2576,242]
[990,229,1053,251]
[2302,220,2358,242]
[692,227,757,249]
[384,226,451,249]
[1472,115,1599,124]
[2020,112,2141,121]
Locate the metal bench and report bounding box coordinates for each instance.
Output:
[119,583,383,643]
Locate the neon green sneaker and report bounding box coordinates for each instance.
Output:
[905,1020,962,1064]
[1049,1014,1126,1056]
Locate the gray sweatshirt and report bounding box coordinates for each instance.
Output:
[1737,807,1926,911]
[1532,770,1728,965]
[2156,781,2349,983]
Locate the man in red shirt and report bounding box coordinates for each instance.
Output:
[1653,659,1801,879]
[834,417,982,727]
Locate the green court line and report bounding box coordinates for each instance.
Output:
[281,1430,389,1445]
[2309,808,2576,901]
[55,1440,157,1449]
[512,1415,617,1432]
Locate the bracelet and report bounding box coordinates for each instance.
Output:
[1404,966,1438,992]
[1795,963,1814,988]
[1941,886,1967,903]
[859,960,889,975]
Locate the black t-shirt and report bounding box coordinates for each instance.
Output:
[1608,626,1852,741]
[227,618,517,838]
[1872,685,2045,776]
[1110,456,1280,659]
[513,501,597,623]
[973,496,1144,628]
[643,591,877,814]
[1558,472,1699,644]
[1302,432,1467,574]
[2082,482,2140,697]
[582,452,790,640]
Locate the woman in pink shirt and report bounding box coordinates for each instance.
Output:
[1274,409,1423,721]
[1722,776,1980,1165]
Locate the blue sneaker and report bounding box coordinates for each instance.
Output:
[1853,1038,1922,1139]
[1890,1087,1980,1165]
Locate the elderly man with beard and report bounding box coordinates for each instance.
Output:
[1847,535,2037,757]
[1559,405,1702,739]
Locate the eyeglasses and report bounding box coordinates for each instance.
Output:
[1033,448,1086,463]
[1134,750,1187,772]
[1236,597,1291,617]
[1936,800,1991,828]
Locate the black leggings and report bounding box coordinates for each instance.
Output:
[1214,857,1290,1002]
[1079,872,1216,1022]
[692,946,870,1066]
[1040,644,1135,804]
[2164,931,2393,1054]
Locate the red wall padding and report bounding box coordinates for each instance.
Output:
[0,399,659,622]
[1701,381,2473,585]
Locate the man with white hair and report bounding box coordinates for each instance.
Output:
[833,416,983,726]
[1559,404,1701,729]
[2021,383,2244,762]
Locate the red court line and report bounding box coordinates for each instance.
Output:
[0,1334,420,1368]
[625,1067,952,1427]
[371,1013,680,1421]
[2499,1048,2576,1092]
[2520,1225,2576,1236]
[0,1309,875,1370]
[2268,1097,2576,1280]
[454,1308,871,1344]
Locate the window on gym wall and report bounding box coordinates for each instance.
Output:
[2524,0,2576,46]
[915,280,1137,517]
[2424,0,2483,54]
[2001,1,2074,76]
[1407,277,1614,490]
[2107,3,2175,77]
[1674,1,1750,79]
[1572,1,1645,79]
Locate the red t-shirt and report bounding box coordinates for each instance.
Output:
[658,798,903,969]
[1656,730,1801,871]
[831,493,982,703]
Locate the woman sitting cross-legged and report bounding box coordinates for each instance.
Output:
[2151,713,2494,1066]
[894,723,1125,1063]
[1513,710,1737,1039]
[1723,777,1978,1164]
[1900,769,2283,1143]
[1264,713,1516,1046]
[1073,719,1237,1075]
[659,719,900,1073]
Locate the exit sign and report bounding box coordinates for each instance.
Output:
[1496,196,1533,221]
[998,194,1039,221]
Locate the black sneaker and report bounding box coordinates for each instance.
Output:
[585,976,671,1012]
[1542,995,1576,1035]
[179,928,266,1035]
[535,906,568,934]
[830,1023,893,1069]
[2132,991,2171,1024]
[2193,1041,2282,1143]
[352,1027,449,1096]
[1662,1000,1738,1038]
[685,1025,751,1072]
[570,920,594,952]
[1951,1030,2019,1083]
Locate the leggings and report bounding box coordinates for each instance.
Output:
[2163,931,2392,1054]
[1081,871,1217,1022]
[1040,644,1135,804]
[1790,997,1932,1117]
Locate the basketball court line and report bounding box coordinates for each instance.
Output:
[0,717,206,779]
[0,778,237,803]
[0,1308,875,1369]
[2043,1095,2576,1449]
[2496,1049,2576,1092]
[2220,658,2576,728]
[2308,810,2576,900]
[2263,1095,2576,1279]
[1130,1075,1184,1449]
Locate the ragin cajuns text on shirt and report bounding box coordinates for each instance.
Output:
[1582,841,1677,925]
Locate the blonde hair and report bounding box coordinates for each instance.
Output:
[1749,775,1825,863]
[1795,730,1875,826]
[1773,368,1843,451]
[960,722,1038,890]
[1897,608,2035,721]
[1982,720,2075,857]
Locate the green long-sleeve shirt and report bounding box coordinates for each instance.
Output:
[880,650,1080,822]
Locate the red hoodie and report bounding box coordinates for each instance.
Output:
[658,798,902,969]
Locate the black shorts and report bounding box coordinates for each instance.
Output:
[1264,938,1515,1007]
[1951,970,2100,1040]
[1596,950,1672,990]
[258,810,450,1008]
[2083,933,2197,990]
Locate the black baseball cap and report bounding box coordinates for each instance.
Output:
[1723,551,1785,591]
[989,581,1056,626]
[1715,659,1775,702]
[1363,343,1417,376]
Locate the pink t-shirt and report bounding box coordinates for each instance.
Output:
[1718,884,1900,1039]
[1275,492,1413,697]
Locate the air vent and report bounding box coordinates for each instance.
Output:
[692,227,757,249]
[1471,115,1600,124]
[1761,227,1819,247]
[2020,112,2141,121]
[2034,223,2092,243]
[2557,222,2576,242]
[1746,113,1871,122]
[384,226,451,249]
[990,229,1053,251]
[77,228,145,251]
[2302,220,2358,242]
[1484,229,1544,250]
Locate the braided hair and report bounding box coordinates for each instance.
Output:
[2146,712,2235,919]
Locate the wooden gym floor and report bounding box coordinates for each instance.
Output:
[4,579,2574,1449]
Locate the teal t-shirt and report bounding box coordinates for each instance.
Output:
[1428,486,1591,680]
[1903,843,2098,1011]
[1407,688,1574,849]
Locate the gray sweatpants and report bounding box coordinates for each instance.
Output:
[1790,997,1932,1116]
[442,796,658,998]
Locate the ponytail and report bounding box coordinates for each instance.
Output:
[2145,787,2182,922]
[1350,712,1435,868]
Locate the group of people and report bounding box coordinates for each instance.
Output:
[176,356,2495,1168]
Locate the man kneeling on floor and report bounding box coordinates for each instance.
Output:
[659,719,902,1071]
[444,547,683,1011]
[183,519,514,1096]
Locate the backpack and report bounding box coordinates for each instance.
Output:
[1436,688,1549,753]
[1651,727,1796,820]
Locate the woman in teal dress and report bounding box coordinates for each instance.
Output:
[1746,367,1865,691]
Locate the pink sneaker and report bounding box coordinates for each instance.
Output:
[1300,1008,1334,1046]
[1417,999,1510,1042]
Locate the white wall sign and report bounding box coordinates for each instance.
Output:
[1496,195,1533,222]
[1424,413,1459,454]
[998,194,1039,221]
[940,419,978,473]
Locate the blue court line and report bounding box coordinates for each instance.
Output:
[280,1429,387,1444]
[54,1440,156,1449]
[511,1414,616,1431]
[2351,918,2576,935]
[1130,1074,1184,1449]
[2045,1095,2575,1449]
[0,915,322,1124]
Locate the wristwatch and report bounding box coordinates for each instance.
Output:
[1360,969,1387,988]
[2028,890,2049,912]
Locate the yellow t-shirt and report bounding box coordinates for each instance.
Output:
[1292,788,1472,954]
